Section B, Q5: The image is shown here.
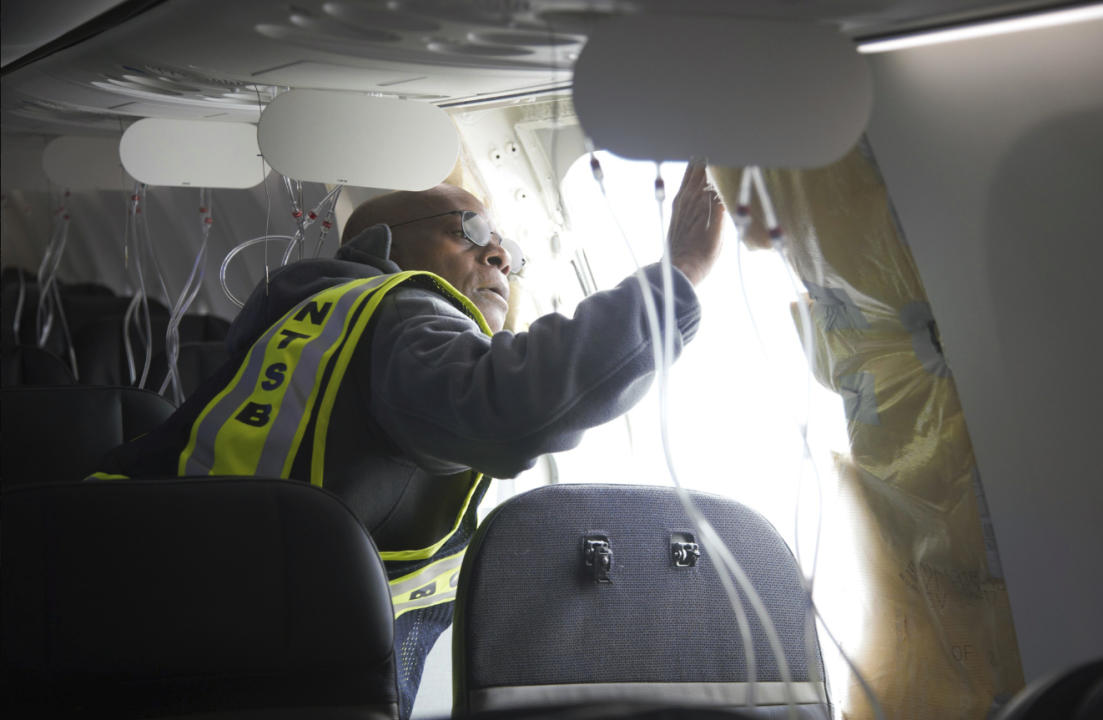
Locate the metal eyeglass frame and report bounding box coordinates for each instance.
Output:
[389,210,525,270]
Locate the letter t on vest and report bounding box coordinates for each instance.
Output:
[236,401,273,427]
[277,329,311,349]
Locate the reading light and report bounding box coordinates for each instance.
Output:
[857,3,1103,53]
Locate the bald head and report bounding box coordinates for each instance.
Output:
[341,184,485,244]
[340,183,513,332]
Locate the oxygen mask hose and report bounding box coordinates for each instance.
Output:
[120,184,154,388]
[658,161,800,719]
[35,194,71,348]
[280,176,309,266]
[220,234,297,308]
[161,190,214,403]
[737,166,886,720]
[312,185,344,257]
[587,153,798,716]
[133,187,154,389]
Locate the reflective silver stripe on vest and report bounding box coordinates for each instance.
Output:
[389,548,467,619]
[184,315,288,475]
[253,279,382,476]
[469,681,828,713]
[184,276,386,476]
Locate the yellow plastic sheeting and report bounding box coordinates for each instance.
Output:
[712,147,1023,719]
[836,456,1023,719]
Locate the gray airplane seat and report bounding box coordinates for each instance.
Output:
[178,313,232,342]
[1,345,75,387]
[149,340,230,400]
[1,477,400,719]
[453,484,830,719]
[70,300,171,386]
[0,385,174,489]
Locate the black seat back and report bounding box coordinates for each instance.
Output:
[70,302,171,386]
[1,477,399,719]
[1,345,75,387]
[454,484,829,718]
[0,385,174,488]
[149,340,230,400]
[994,659,1103,720]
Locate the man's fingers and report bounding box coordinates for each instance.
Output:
[683,161,706,187]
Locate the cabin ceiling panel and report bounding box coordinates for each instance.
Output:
[1,0,1066,136]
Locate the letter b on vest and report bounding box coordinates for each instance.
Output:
[236,401,273,427]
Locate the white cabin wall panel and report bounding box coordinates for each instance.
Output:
[1,135,71,280]
[1,179,337,322]
[865,19,1103,681]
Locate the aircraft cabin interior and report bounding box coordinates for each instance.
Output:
[2,1,1101,718]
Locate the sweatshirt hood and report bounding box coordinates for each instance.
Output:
[226,224,401,355]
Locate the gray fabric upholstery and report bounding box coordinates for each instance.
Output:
[453,484,829,718]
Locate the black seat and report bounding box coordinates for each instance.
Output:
[454,484,830,718]
[70,302,171,386]
[178,313,231,342]
[149,340,230,400]
[0,345,75,386]
[0,385,174,488]
[1,477,399,719]
[994,658,1103,720]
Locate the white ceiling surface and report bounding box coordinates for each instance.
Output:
[865,17,1103,681]
[1,0,1066,137]
[0,0,127,67]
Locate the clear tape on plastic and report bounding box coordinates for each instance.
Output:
[711,143,1024,719]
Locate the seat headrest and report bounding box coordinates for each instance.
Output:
[0,385,175,488]
[2,477,398,718]
[1,345,75,387]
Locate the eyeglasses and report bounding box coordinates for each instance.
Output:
[389,210,525,270]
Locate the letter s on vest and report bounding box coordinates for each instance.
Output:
[261,362,287,391]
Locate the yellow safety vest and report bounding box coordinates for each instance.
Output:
[177,270,492,617]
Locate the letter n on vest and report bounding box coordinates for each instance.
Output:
[294,300,333,325]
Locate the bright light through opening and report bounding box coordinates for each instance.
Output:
[857,3,1103,53]
[496,151,869,714]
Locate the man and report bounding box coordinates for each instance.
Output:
[98,162,724,715]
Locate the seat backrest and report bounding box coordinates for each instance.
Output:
[178,313,232,342]
[994,659,1103,720]
[149,340,230,400]
[0,385,175,488]
[1,477,399,719]
[1,345,75,387]
[70,303,171,386]
[453,484,829,718]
